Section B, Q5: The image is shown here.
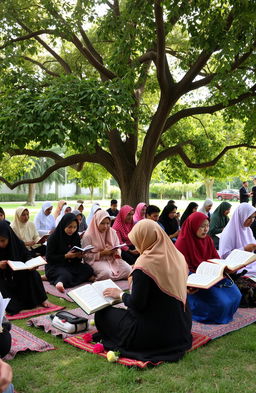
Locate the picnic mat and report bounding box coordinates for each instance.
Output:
[192,307,256,339]
[6,303,65,320]
[28,308,94,339]
[43,280,130,302]
[63,331,210,368]
[4,325,55,360]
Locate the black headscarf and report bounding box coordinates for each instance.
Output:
[180,202,199,227]
[0,220,29,262]
[158,204,179,235]
[47,213,81,255]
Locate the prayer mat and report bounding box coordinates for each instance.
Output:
[43,280,130,302]
[6,303,65,320]
[191,308,256,339]
[28,308,95,339]
[4,325,55,360]
[63,331,210,369]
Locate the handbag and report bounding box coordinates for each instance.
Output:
[50,311,88,333]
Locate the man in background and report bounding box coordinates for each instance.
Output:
[239,181,251,203]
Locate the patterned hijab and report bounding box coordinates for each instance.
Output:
[112,205,134,245]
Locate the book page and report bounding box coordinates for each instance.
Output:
[68,284,107,314]
[92,279,121,304]
[7,260,28,270]
[187,273,218,287]
[111,243,126,250]
[225,249,256,270]
[196,261,224,277]
[25,256,46,269]
[0,293,10,326]
[187,262,224,288]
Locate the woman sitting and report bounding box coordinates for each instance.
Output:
[86,203,101,227]
[198,199,213,219]
[11,207,46,257]
[46,213,94,293]
[53,200,67,220]
[180,202,198,227]
[55,204,72,226]
[112,205,139,265]
[94,219,192,362]
[133,203,147,224]
[208,202,231,249]
[81,210,132,281]
[34,202,56,236]
[0,221,49,315]
[74,202,87,232]
[176,212,241,324]
[158,204,180,242]
[0,208,10,225]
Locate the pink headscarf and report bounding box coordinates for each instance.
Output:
[112,205,134,247]
[133,202,147,224]
[86,210,116,252]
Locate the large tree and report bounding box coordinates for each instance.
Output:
[0,0,256,205]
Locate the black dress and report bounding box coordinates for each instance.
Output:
[0,222,47,315]
[94,269,192,362]
[45,213,94,287]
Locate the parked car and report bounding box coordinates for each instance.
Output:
[216,189,239,201]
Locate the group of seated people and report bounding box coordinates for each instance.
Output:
[0,197,255,367]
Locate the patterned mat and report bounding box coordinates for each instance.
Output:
[64,331,210,368]
[4,325,55,360]
[6,303,65,320]
[43,280,130,302]
[192,308,256,339]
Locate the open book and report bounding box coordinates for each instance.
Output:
[37,233,50,244]
[7,256,47,271]
[187,249,256,289]
[70,245,94,253]
[68,279,122,314]
[111,243,126,250]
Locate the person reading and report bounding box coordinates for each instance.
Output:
[133,202,147,224]
[45,213,95,293]
[180,202,198,227]
[176,212,241,324]
[0,221,50,315]
[92,219,192,363]
[81,210,131,281]
[208,202,231,249]
[145,205,161,222]
[158,204,180,242]
[34,202,56,236]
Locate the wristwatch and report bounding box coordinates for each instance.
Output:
[119,291,124,301]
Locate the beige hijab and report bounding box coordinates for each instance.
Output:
[11,207,40,245]
[128,219,188,306]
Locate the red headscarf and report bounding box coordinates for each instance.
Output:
[175,212,219,272]
[112,205,134,249]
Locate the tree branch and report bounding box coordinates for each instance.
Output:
[22,56,60,77]
[0,29,59,49]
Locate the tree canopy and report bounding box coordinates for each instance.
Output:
[0,0,256,205]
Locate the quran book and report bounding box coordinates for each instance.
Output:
[7,256,47,271]
[70,245,94,253]
[68,279,122,314]
[111,243,127,250]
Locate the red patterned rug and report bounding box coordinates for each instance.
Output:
[6,303,65,320]
[4,325,55,360]
[192,308,256,339]
[43,280,130,302]
[64,331,210,368]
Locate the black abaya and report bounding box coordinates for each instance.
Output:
[46,213,94,287]
[95,269,192,362]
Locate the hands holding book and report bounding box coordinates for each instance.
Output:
[103,287,122,300]
[100,248,117,257]
[65,251,84,259]
[0,261,7,270]
[244,243,256,252]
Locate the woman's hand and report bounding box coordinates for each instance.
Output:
[244,243,256,252]
[187,287,199,295]
[25,241,36,247]
[0,261,7,270]
[103,287,122,299]
[100,249,115,257]
[129,249,139,255]
[65,251,82,259]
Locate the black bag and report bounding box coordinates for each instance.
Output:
[232,272,256,308]
[50,311,88,333]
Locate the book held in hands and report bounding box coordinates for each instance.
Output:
[70,245,94,253]
[7,256,47,271]
[68,279,122,314]
[187,249,256,289]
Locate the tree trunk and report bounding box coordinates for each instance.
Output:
[76,182,81,195]
[118,168,152,206]
[26,183,36,206]
[89,186,94,202]
[55,182,59,198]
[205,178,214,199]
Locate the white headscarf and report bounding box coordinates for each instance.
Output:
[198,199,213,216]
[86,203,101,226]
[55,204,71,226]
[219,203,256,273]
[34,201,56,235]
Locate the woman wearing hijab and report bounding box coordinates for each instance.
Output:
[81,210,132,281]
[74,203,87,232]
[34,202,56,236]
[46,213,94,293]
[53,200,67,220]
[133,203,147,224]
[180,202,198,227]
[11,207,46,257]
[0,221,49,315]
[86,203,101,227]
[93,219,192,362]
[112,205,139,265]
[176,212,241,324]
[158,204,180,242]
[0,208,10,225]
[208,202,231,249]
[198,199,213,219]
[55,204,72,226]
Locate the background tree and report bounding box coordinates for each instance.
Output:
[0,1,256,205]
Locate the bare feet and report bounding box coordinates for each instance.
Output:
[42,300,51,308]
[56,282,65,293]
[41,275,48,281]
